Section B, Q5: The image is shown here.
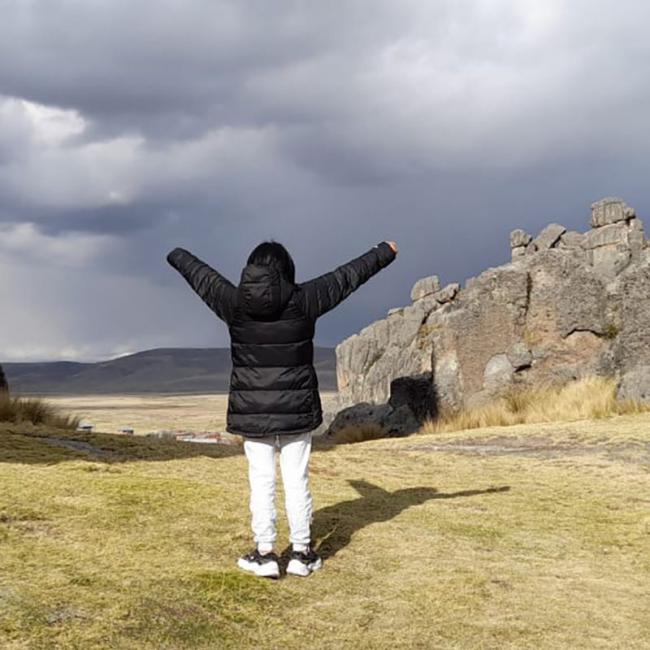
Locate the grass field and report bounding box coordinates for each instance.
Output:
[1,405,649,649]
[44,394,232,435]
[45,393,339,435]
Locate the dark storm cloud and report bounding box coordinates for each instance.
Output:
[0,1,403,140]
[2,203,164,235]
[1,0,650,360]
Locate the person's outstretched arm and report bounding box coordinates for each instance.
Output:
[299,241,398,320]
[167,247,237,324]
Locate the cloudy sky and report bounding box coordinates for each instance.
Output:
[1,0,649,361]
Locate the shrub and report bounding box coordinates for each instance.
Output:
[603,323,620,339]
[0,394,80,430]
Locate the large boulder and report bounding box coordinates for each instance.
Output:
[410,275,441,302]
[0,364,7,394]
[581,218,646,276]
[590,197,635,228]
[334,197,650,420]
[533,223,566,250]
[510,229,532,249]
[326,373,435,439]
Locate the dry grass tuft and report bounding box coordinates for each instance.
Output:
[325,422,388,445]
[421,375,650,434]
[0,394,80,430]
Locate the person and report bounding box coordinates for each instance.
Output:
[167,238,398,578]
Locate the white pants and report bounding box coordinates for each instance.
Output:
[243,430,313,548]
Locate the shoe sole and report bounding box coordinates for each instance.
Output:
[237,557,280,579]
[286,557,323,577]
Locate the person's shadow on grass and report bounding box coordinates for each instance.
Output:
[307,479,510,560]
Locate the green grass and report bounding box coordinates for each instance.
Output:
[1,413,649,649]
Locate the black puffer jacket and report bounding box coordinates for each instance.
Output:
[167,241,396,437]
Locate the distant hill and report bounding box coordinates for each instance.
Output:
[2,347,337,395]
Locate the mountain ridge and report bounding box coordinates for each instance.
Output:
[2,347,337,395]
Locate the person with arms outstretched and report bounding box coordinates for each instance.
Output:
[167,239,398,578]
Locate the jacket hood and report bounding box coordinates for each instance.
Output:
[237,263,295,317]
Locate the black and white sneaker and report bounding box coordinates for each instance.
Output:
[286,547,323,577]
[237,549,280,579]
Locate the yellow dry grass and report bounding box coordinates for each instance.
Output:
[327,422,387,445]
[42,394,231,435]
[421,376,650,435]
[1,405,649,648]
[45,392,339,436]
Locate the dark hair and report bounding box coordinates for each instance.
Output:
[247,240,296,283]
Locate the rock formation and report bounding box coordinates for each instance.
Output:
[330,198,650,433]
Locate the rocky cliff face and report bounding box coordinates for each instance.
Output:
[334,197,650,427]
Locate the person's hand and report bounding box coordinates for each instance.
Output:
[385,241,398,254]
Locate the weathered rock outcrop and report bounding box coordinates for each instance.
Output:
[333,198,650,430]
[0,364,7,394]
[325,373,435,438]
